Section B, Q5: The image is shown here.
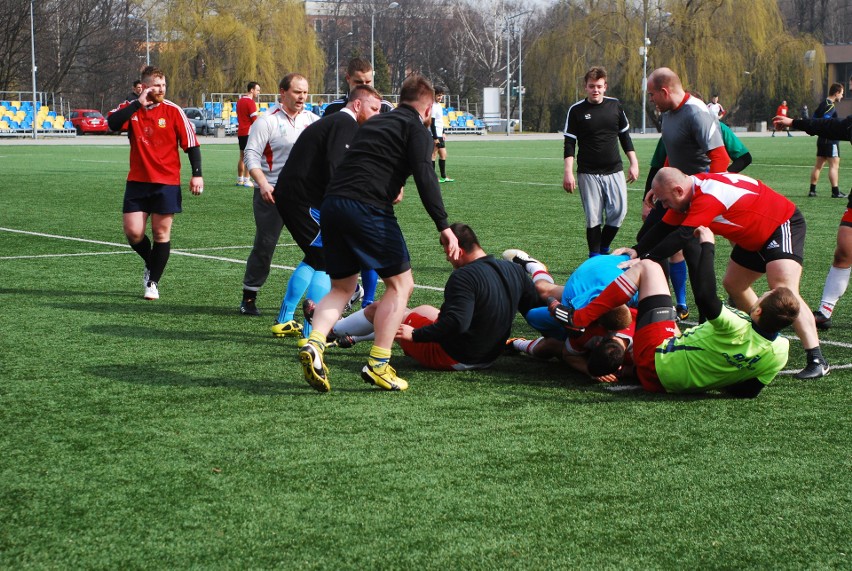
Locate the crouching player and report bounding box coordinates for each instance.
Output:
[556,227,798,397]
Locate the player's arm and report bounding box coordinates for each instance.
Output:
[563,110,578,192]
[411,278,474,342]
[617,110,639,183]
[690,226,723,320]
[720,378,765,399]
[791,116,852,141]
[243,120,275,202]
[706,145,730,173]
[186,146,204,195]
[107,100,140,131]
[728,152,752,173]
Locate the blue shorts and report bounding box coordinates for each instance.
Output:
[320,196,411,280]
[123,182,182,214]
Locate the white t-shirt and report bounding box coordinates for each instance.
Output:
[431,102,444,137]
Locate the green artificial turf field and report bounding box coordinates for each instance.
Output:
[0,134,849,568]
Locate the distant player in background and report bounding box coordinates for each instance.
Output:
[126,79,143,103]
[563,66,639,258]
[707,95,725,119]
[107,65,204,301]
[431,85,454,183]
[773,100,792,137]
[236,81,261,188]
[809,83,845,198]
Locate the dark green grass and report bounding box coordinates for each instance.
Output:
[0,135,849,569]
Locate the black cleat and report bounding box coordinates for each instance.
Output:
[794,359,830,380]
[813,310,832,330]
[239,299,261,316]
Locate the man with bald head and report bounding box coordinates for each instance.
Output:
[621,167,829,380]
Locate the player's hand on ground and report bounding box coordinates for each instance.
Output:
[189,176,204,196]
[395,323,414,342]
[563,172,576,193]
[440,228,460,260]
[612,247,637,259]
[694,226,714,244]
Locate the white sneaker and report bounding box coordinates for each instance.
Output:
[142,267,150,288]
[502,249,545,271]
[143,281,159,300]
[243,179,255,188]
[344,282,364,312]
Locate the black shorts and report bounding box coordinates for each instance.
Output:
[238,135,249,151]
[816,138,840,158]
[730,209,805,273]
[320,196,411,280]
[434,137,446,149]
[123,181,182,214]
[277,197,325,271]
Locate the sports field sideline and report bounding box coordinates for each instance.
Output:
[1,135,848,568]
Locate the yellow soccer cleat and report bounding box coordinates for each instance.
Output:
[271,319,303,338]
[299,343,330,392]
[361,363,408,391]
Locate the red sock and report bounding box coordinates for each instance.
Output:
[575,274,637,327]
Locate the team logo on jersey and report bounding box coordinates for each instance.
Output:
[766,240,780,250]
[158,118,166,128]
[584,113,592,120]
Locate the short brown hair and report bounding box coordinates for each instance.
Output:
[829,82,844,96]
[448,222,480,251]
[347,57,373,77]
[587,337,625,377]
[596,305,632,331]
[584,66,607,84]
[400,74,435,105]
[349,84,381,102]
[756,287,800,333]
[140,66,164,83]
[279,73,306,91]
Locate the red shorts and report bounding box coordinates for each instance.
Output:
[841,208,852,228]
[632,321,676,393]
[398,312,460,371]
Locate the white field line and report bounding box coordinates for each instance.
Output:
[0,227,445,292]
[0,251,132,260]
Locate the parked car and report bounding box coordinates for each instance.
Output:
[183,107,237,136]
[69,109,109,135]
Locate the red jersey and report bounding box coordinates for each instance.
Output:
[237,95,258,137]
[662,173,796,251]
[776,104,788,117]
[113,100,198,185]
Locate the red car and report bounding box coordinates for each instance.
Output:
[69,109,109,135]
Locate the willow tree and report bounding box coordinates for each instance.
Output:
[522,0,823,132]
[155,0,324,104]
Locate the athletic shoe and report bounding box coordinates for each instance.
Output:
[439,177,454,183]
[808,190,817,197]
[676,305,689,321]
[302,299,316,325]
[142,267,150,288]
[504,337,526,353]
[501,249,546,272]
[236,178,244,187]
[328,335,357,349]
[299,343,330,392]
[271,319,303,337]
[143,281,159,300]
[832,190,847,198]
[239,299,261,316]
[243,179,255,188]
[361,363,408,391]
[813,310,832,330]
[343,283,364,313]
[787,132,793,137]
[794,359,830,380]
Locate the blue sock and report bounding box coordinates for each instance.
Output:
[303,271,331,336]
[670,260,688,307]
[361,269,379,306]
[277,262,314,323]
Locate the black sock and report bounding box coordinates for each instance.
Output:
[148,241,170,283]
[832,186,840,195]
[439,159,447,178]
[432,160,436,172]
[810,184,817,193]
[130,235,152,266]
[806,346,825,364]
[586,226,602,256]
[600,225,620,252]
[242,288,257,303]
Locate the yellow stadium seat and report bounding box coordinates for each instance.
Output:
[54,115,64,125]
[466,119,475,127]
[11,100,21,109]
[0,120,9,129]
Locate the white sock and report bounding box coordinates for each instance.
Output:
[332,308,375,337]
[526,262,554,284]
[512,337,543,355]
[818,265,851,317]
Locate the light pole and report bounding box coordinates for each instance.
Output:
[129,14,150,65]
[505,10,532,136]
[335,32,353,98]
[640,17,649,134]
[30,0,37,140]
[370,2,399,72]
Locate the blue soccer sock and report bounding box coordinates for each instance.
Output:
[670,259,688,307]
[303,271,331,336]
[361,269,379,307]
[277,261,314,324]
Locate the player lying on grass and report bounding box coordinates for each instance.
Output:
[553,227,798,397]
[320,223,542,371]
[501,250,636,383]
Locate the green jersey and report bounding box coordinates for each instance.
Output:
[655,306,789,393]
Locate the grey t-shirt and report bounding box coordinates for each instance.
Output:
[660,94,725,175]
